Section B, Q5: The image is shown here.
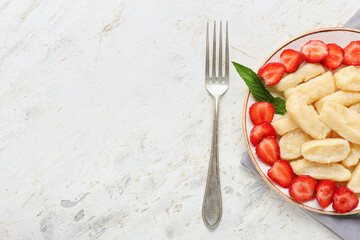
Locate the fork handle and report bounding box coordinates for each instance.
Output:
[202,96,222,229]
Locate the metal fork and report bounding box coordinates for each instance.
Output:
[202,21,229,229]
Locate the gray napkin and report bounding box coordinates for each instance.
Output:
[241,9,360,240]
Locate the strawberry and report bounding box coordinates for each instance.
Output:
[258,62,286,85]
[250,122,276,145]
[343,41,360,66]
[267,160,294,188]
[315,180,337,208]
[289,175,317,202]
[255,136,280,165]
[321,43,344,70]
[280,49,305,73]
[332,186,359,213]
[249,102,275,125]
[300,40,329,63]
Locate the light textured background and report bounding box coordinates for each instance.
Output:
[0,0,358,239]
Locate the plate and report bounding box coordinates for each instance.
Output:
[243,27,360,215]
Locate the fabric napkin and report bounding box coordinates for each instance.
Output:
[241,9,360,240]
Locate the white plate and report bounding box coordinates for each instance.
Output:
[243,28,360,215]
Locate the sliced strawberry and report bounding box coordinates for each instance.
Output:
[280,49,305,73]
[249,102,275,125]
[332,186,359,213]
[267,160,294,188]
[315,180,337,208]
[343,41,360,66]
[289,175,317,202]
[321,43,344,70]
[255,136,280,165]
[300,40,329,63]
[250,122,276,145]
[258,62,286,85]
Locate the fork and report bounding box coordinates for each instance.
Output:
[202,21,229,229]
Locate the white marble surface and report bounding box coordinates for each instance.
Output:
[0,0,358,239]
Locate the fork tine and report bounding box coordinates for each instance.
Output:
[212,21,216,81]
[225,21,229,79]
[205,22,209,79]
[218,21,222,78]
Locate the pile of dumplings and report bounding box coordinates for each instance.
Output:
[271,63,360,193]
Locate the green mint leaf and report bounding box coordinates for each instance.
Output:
[272,97,287,115]
[232,61,286,115]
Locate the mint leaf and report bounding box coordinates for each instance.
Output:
[272,97,287,115]
[232,62,286,115]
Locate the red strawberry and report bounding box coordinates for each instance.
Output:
[267,160,294,188]
[255,136,280,165]
[250,122,276,145]
[332,186,359,213]
[343,41,360,66]
[321,43,344,70]
[315,180,337,208]
[300,40,329,63]
[280,49,305,73]
[249,102,275,125]
[258,62,286,85]
[289,175,317,202]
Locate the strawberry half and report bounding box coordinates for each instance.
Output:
[300,40,329,63]
[255,136,280,165]
[267,160,294,188]
[289,175,317,202]
[321,43,344,70]
[249,102,275,125]
[280,49,305,73]
[332,186,359,213]
[315,180,337,208]
[250,121,276,146]
[343,41,360,66]
[258,62,286,85]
